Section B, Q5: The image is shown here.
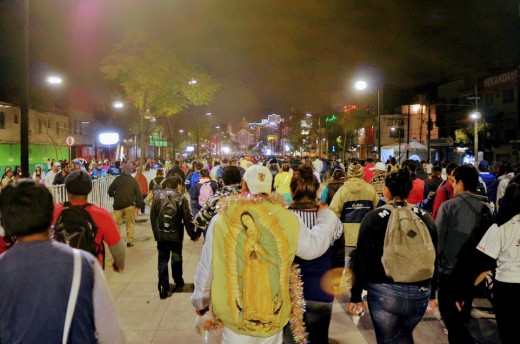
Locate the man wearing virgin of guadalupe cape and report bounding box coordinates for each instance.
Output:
[192,165,339,343]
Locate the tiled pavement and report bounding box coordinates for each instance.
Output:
[104,210,499,344]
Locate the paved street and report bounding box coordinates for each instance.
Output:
[103,208,499,344]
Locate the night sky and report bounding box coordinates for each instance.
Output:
[1,0,519,123]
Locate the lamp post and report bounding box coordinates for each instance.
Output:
[355,80,381,159]
[471,111,480,168]
[196,112,211,158]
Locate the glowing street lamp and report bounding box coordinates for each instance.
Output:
[112,101,124,109]
[46,75,63,85]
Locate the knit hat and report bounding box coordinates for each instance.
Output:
[347,162,363,179]
[243,165,272,194]
[122,164,133,174]
[65,169,92,195]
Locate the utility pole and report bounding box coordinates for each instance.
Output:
[20,0,30,177]
[468,84,480,169]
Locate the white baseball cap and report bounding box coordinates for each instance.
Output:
[243,165,272,195]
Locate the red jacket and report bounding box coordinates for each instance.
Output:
[407,177,425,205]
[136,173,149,195]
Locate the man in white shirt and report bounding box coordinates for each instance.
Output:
[45,162,61,186]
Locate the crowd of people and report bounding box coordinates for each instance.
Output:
[1,152,519,343]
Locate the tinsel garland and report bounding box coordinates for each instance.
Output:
[217,192,286,212]
[289,264,308,344]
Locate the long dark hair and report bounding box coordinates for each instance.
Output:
[290,165,319,203]
[384,168,413,200]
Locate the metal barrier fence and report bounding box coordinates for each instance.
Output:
[47,176,115,212]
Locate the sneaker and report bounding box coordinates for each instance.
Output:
[126,243,134,247]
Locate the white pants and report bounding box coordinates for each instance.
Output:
[222,327,282,344]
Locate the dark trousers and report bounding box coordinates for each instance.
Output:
[157,241,184,293]
[283,300,333,344]
[141,194,147,213]
[494,280,520,344]
[438,273,475,344]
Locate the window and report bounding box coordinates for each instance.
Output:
[14,113,18,124]
[38,118,42,133]
[56,122,60,135]
[503,89,514,104]
[389,128,404,138]
[0,112,5,129]
[48,119,51,128]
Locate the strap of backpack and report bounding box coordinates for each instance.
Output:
[460,196,485,218]
[63,249,82,344]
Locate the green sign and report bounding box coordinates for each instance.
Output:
[325,114,337,122]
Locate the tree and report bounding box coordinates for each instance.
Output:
[454,122,488,154]
[341,105,373,158]
[100,31,220,165]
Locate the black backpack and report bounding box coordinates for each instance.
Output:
[157,193,181,241]
[54,202,98,256]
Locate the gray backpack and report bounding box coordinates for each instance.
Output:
[381,204,435,283]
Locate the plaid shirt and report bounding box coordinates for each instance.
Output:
[193,184,241,231]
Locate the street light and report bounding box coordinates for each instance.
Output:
[196,112,212,158]
[470,111,480,168]
[355,80,381,159]
[46,74,64,113]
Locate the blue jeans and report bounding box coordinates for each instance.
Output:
[367,283,430,344]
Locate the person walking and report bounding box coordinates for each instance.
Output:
[193,165,242,233]
[52,162,70,185]
[191,165,340,343]
[150,175,199,299]
[320,168,346,206]
[135,166,149,214]
[283,165,344,343]
[0,180,124,343]
[432,162,459,221]
[108,164,143,247]
[52,169,125,272]
[329,161,379,291]
[349,168,438,343]
[273,163,293,204]
[435,164,494,344]
[468,173,520,344]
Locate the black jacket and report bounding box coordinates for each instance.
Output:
[150,189,197,242]
[107,174,143,210]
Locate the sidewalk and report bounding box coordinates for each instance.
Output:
[104,211,498,344]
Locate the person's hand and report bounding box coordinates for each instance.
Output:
[455,300,464,312]
[196,306,209,316]
[348,301,366,316]
[427,299,438,312]
[112,263,124,273]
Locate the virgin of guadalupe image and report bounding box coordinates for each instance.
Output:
[236,211,282,330]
